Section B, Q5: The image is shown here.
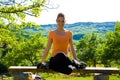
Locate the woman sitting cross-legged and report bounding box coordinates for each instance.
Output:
[37,13,87,75]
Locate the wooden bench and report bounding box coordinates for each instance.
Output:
[9,66,120,80]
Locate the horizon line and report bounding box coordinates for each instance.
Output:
[40,21,117,25]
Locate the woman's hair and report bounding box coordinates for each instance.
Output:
[56,13,65,19]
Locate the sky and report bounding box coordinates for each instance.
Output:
[26,0,120,24]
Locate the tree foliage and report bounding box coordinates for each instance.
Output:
[76,33,101,67]
[101,22,120,66]
[2,33,47,66]
[76,22,120,67]
[0,0,46,29]
[0,0,48,69]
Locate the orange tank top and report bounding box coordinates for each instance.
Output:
[49,30,72,57]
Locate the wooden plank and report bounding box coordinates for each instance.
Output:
[9,66,120,74]
[73,67,119,74]
[9,66,55,73]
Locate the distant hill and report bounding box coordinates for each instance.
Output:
[24,22,116,40]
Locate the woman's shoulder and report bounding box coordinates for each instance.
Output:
[49,30,55,33]
[65,30,72,34]
[48,30,55,38]
[65,30,72,38]
[49,30,55,35]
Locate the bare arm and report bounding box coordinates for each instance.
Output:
[41,37,53,63]
[69,38,78,61]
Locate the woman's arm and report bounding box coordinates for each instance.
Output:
[41,37,53,63]
[69,38,78,61]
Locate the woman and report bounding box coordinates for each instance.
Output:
[37,13,86,75]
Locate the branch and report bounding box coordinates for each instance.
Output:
[0,0,45,13]
[43,0,59,9]
[0,0,59,16]
[0,4,43,13]
[23,11,35,16]
[0,0,28,5]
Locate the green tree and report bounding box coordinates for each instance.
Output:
[76,33,101,67]
[2,33,47,66]
[101,22,120,66]
[0,0,48,67]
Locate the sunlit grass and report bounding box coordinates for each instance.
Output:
[40,73,120,80]
[4,73,120,80]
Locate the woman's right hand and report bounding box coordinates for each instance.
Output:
[37,62,49,69]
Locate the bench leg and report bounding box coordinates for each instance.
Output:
[94,73,109,80]
[13,72,33,80]
[13,72,43,80]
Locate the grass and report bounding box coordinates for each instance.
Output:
[40,73,120,80]
[3,73,120,80]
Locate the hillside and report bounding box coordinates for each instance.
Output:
[24,22,116,40]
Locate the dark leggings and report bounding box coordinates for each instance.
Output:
[49,52,73,75]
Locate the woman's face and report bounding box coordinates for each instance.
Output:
[56,17,65,28]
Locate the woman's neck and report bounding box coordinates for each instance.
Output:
[57,27,64,31]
